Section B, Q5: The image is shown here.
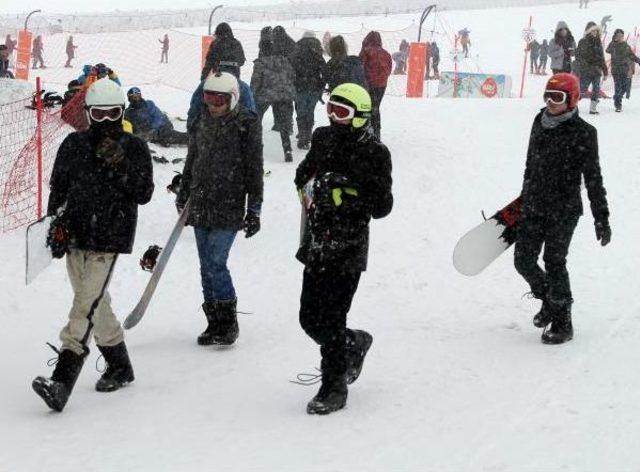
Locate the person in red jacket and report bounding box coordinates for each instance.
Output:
[359,31,392,139]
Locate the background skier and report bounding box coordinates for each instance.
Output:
[549,21,576,74]
[326,35,367,92]
[606,28,640,112]
[64,36,77,68]
[575,22,608,114]
[0,45,14,78]
[32,35,45,69]
[201,22,246,80]
[159,34,169,63]
[359,31,392,140]
[125,87,188,146]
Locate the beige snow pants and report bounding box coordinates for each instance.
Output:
[59,249,124,355]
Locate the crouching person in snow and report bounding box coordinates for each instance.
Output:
[32,78,154,412]
[515,73,610,345]
[175,72,263,346]
[295,83,393,415]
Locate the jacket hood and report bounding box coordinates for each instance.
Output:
[215,22,234,39]
[362,31,382,49]
[297,36,323,55]
[555,21,569,33]
[584,22,601,37]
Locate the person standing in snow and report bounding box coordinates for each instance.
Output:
[606,29,640,112]
[201,22,246,81]
[251,31,296,162]
[291,31,327,150]
[575,22,608,115]
[295,83,393,415]
[459,29,471,58]
[431,41,441,79]
[359,31,392,140]
[176,72,263,347]
[514,73,610,345]
[0,45,14,78]
[64,36,77,68]
[538,39,549,74]
[32,78,154,412]
[529,39,541,74]
[549,21,576,74]
[32,35,45,69]
[159,34,169,63]
[326,35,367,92]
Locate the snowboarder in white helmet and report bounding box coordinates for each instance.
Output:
[175,71,263,346]
[295,83,393,415]
[32,78,154,412]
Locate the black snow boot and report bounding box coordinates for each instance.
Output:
[198,301,220,346]
[306,373,348,415]
[541,306,573,345]
[32,348,85,412]
[533,297,553,328]
[95,342,135,392]
[214,299,239,345]
[345,330,373,384]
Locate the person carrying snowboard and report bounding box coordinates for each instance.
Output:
[32,78,154,411]
[295,83,393,414]
[176,71,263,347]
[514,73,610,345]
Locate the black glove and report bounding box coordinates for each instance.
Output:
[140,245,162,272]
[595,220,611,246]
[46,215,70,259]
[243,212,260,238]
[167,172,182,195]
[96,137,126,168]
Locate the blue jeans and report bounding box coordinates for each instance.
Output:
[295,92,320,144]
[194,227,237,302]
[580,74,601,102]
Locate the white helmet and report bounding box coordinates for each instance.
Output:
[85,78,125,107]
[203,71,240,111]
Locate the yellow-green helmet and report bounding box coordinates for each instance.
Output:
[329,83,372,129]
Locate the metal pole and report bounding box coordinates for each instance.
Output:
[35,76,43,219]
[417,5,436,43]
[24,9,42,31]
[208,5,224,36]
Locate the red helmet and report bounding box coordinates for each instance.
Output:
[545,73,580,109]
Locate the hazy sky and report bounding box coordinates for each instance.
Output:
[2,0,296,15]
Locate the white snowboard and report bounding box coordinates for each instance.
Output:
[25,216,54,285]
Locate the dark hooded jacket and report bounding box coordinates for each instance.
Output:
[177,106,263,230]
[606,39,640,76]
[47,129,154,254]
[326,56,367,91]
[292,36,327,95]
[295,126,393,272]
[359,31,392,89]
[0,56,13,78]
[201,23,246,80]
[521,109,608,223]
[272,26,296,59]
[575,24,608,77]
[251,38,296,104]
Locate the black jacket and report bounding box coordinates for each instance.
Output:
[295,126,393,271]
[575,34,608,77]
[201,25,246,80]
[292,37,327,95]
[326,55,367,92]
[0,58,14,78]
[177,106,263,230]
[521,110,609,223]
[47,130,154,254]
[606,40,640,76]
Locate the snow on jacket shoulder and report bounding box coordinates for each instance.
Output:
[250,54,296,103]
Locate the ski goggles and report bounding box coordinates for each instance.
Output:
[327,100,356,121]
[543,90,568,105]
[88,105,123,122]
[203,91,230,107]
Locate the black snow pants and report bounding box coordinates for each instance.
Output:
[156,124,188,146]
[369,87,386,140]
[299,266,361,379]
[258,100,293,153]
[514,213,579,307]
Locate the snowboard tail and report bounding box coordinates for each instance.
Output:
[25,216,54,285]
[453,197,522,276]
[123,201,190,330]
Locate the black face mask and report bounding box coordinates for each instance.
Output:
[90,119,123,140]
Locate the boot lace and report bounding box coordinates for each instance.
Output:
[45,342,60,367]
[290,367,322,386]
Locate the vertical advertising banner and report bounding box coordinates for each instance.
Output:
[15,30,33,81]
[406,42,427,98]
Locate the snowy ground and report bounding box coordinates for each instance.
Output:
[2,1,640,471]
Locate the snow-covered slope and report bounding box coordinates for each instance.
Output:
[2,1,640,471]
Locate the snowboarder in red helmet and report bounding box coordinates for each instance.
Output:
[513,73,610,345]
